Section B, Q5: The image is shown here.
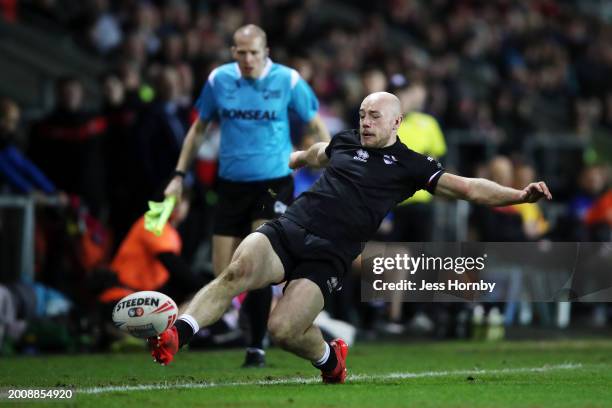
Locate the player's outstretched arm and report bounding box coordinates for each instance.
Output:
[164,118,210,199]
[289,142,330,170]
[434,173,552,206]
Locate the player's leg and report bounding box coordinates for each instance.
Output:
[267,277,349,383]
[149,232,284,365]
[267,278,325,359]
[183,231,283,332]
[212,235,241,277]
[210,226,272,368]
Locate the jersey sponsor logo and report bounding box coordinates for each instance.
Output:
[353,149,369,163]
[326,276,340,293]
[263,89,282,99]
[221,109,278,120]
[383,154,398,165]
[427,156,443,169]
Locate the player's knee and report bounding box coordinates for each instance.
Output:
[267,315,295,347]
[221,256,253,284]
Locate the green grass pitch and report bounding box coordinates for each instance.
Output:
[1,340,611,407]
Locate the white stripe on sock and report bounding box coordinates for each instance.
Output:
[178,314,199,335]
[313,342,331,367]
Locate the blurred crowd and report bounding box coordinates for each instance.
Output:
[1,0,612,353]
[12,0,612,143]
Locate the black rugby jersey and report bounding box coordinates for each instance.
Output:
[284,129,444,242]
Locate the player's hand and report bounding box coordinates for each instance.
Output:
[164,176,184,201]
[519,181,552,203]
[289,151,306,169]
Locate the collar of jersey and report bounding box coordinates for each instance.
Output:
[357,131,403,152]
[234,58,273,81]
[382,138,403,151]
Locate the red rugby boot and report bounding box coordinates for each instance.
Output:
[321,338,349,384]
[148,326,179,366]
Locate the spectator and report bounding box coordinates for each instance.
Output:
[101,73,143,246]
[29,77,107,216]
[0,99,57,197]
[87,0,122,55]
[471,156,526,242]
[568,165,608,238]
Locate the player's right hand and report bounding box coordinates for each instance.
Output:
[164,176,184,201]
[289,151,306,169]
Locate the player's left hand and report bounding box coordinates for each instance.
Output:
[519,181,552,203]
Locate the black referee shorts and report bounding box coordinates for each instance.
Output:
[214,175,294,237]
[257,216,362,303]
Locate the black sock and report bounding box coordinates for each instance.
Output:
[242,286,272,350]
[174,319,195,348]
[314,342,338,372]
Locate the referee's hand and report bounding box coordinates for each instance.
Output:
[164,176,184,201]
[519,181,552,203]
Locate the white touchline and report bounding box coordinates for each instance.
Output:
[80,363,582,395]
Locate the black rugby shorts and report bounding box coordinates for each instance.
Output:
[257,216,362,303]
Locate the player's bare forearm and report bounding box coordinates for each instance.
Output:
[467,178,552,206]
[465,178,524,206]
[289,142,329,169]
[435,173,552,206]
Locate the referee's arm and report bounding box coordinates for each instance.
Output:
[289,142,329,170]
[434,173,552,206]
[164,118,210,198]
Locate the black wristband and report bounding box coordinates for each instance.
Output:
[173,170,186,178]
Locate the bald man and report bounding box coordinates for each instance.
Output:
[163,24,330,367]
[151,92,552,383]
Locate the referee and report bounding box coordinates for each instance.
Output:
[164,24,329,367]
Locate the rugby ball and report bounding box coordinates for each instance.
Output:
[112,291,178,339]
